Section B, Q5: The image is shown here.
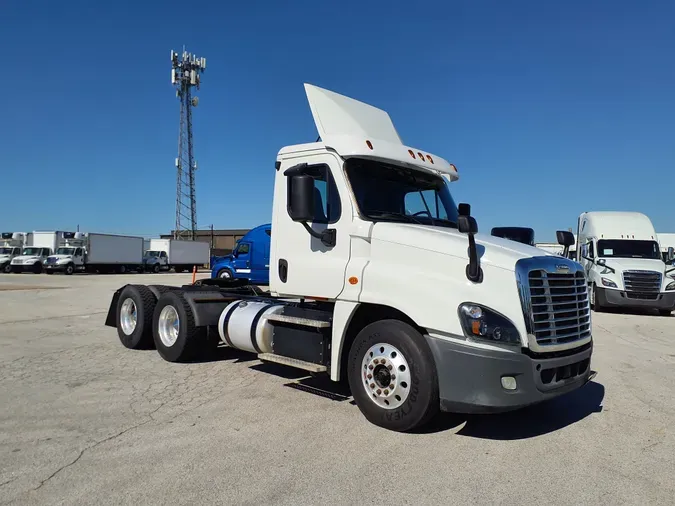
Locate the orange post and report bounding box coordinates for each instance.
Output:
[192,265,197,284]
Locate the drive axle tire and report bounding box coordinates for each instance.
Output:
[347,319,439,432]
[152,291,205,362]
[116,285,157,350]
[658,309,672,316]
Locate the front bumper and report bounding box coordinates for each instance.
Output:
[43,264,67,272]
[10,263,40,272]
[598,287,675,310]
[425,336,593,414]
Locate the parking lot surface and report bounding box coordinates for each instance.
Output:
[1,273,674,505]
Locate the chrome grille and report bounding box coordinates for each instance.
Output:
[622,270,661,300]
[516,257,592,352]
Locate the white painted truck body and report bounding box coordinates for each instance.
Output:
[0,232,32,273]
[143,239,210,272]
[657,233,675,264]
[10,231,64,272]
[44,233,144,274]
[576,212,675,313]
[107,83,594,432]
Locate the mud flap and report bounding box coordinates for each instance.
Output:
[104,286,126,328]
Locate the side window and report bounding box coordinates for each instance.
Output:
[75,248,83,256]
[287,164,341,224]
[238,243,250,255]
[587,241,595,259]
[160,251,167,258]
[404,190,447,219]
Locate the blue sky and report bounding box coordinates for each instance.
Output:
[2,0,674,241]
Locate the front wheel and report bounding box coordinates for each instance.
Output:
[65,264,74,275]
[591,284,605,312]
[217,269,232,280]
[658,309,672,316]
[347,319,439,432]
[32,263,43,274]
[2,263,11,274]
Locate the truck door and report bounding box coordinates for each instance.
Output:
[232,242,252,277]
[74,248,84,266]
[273,153,350,299]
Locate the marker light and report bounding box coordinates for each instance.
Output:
[408,149,416,159]
[417,152,424,160]
[426,154,434,164]
[366,140,373,150]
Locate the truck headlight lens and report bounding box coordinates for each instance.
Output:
[601,277,617,288]
[458,304,520,345]
[666,281,675,291]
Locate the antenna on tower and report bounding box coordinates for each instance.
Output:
[171,47,206,240]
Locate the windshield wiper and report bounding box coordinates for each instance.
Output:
[366,211,423,224]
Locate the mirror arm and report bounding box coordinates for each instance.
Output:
[466,234,483,283]
[301,222,336,248]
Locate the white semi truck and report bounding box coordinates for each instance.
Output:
[143,238,210,273]
[105,84,594,432]
[44,232,145,275]
[576,212,675,314]
[10,231,66,273]
[0,232,32,273]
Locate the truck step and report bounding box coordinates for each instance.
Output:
[265,314,331,328]
[257,353,327,373]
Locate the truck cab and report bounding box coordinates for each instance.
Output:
[44,233,87,275]
[576,212,675,315]
[211,224,271,284]
[0,233,28,273]
[11,246,52,273]
[106,83,593,432]
[143,250,169,272]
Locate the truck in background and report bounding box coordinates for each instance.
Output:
[576,211,675,314]
[143,239,210,273]
[10,231,66,273]
[491,227,535,246]
[210,223,271,284]
[44,232,145,275]
[0,233,31,273]
[657,233,675,265]
[105,83,593,432]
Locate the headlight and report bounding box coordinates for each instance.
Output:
[666,281,675,291]
[601,277,617,288]
[458,303,520,345]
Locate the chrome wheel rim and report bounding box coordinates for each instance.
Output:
[361,343,411,410]
[120,298,137,336]
[158,305,180,347]
[219,270,231,279]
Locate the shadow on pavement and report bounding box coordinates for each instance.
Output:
[422,379,605,439]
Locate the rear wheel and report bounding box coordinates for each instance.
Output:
[153,291,206,362]
[347,319,439,432]
[116,285,157,349]
[659,309,672,316]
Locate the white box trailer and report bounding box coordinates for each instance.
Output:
[143,239,210,273]
[44,232,144,275]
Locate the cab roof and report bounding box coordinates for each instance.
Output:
[277,84,458,181]
[580,211,657,241]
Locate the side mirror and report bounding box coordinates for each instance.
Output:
[668,247,674,262]
[458,203,471,217]
[556,230,574,247]
[458,215,478,234]
[288,174,315,222]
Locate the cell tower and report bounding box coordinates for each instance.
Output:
[171,48,206,240]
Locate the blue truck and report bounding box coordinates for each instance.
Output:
[210,223,271,285]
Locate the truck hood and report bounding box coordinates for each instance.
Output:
[11,256,42,264]
[370,222,555,272]
[597,258,666,274]
[47,255,73,263]
[0,255,11,262]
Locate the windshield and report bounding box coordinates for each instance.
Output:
[0,247,13,254]
[145,251,161,257]
[345,159,458,228]
[492,227,535,246]
[56,247,76,255]
[22,247,44,256]
[597,239,661,260]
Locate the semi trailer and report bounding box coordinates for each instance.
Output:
[44,232,145,274]
[143,239,210,273]
[576,212,675,314]
[105,83,594,432]
[0,232,31,273]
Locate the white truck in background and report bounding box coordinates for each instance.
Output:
[143,238,210,273]
[576,212,675,315]
[44,232,145,275]
[10,231,65,273]
[105,83,594,432]
[0,232,32,273]
[657,233,675,265]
